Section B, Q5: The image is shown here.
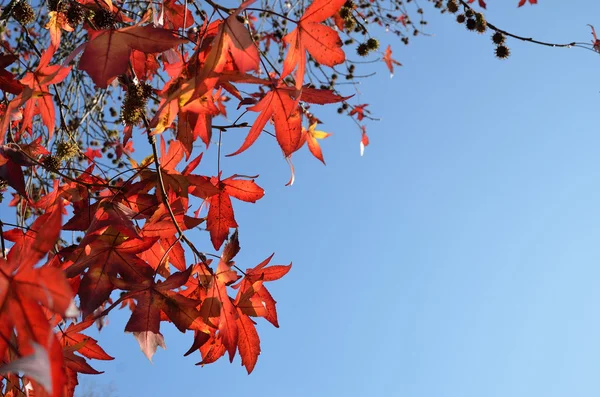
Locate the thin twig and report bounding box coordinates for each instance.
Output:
[0,221,6,259]
[458,0,577,48]
[142,116,211,271]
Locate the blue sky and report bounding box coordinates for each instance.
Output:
[62,2,600,396]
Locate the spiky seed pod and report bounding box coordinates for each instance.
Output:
[55,141,80,160]
[456,14,466,24]
[12,1,35,25]
[66,1,85,26]
[495,44,510,59]
[366,38,379,50]
[47,0,68,12]
[121,104,144,126]
[465,18,476,31]
[492,31,505,45]
[339,7,351,19]
[475,13,486,33]
[465,9,474,18]
[140,82,153,99]
[446,0,458,13]
[92,8,115,29]
[356,43,369,56]
[344,17,356,30]
[121,83,149,126]
[43,155,61,171]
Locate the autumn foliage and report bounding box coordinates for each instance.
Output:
[0,0,581,395]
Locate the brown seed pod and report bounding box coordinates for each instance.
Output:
[475,13,486,33]
[66,1,85,26]
[357,43,369,56]
[13,1,35,25]
[43,155,61,171]
[339,7,351,19]
[92,8,115,29]
[495,44,510,59]
[466,18,477,31]
[492,32,505,45]
[446,0,459,13]
[366,38,379,50]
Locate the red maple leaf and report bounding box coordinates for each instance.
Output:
[467,0,487,8]
[0,48,71,143]
[0,139,49,197]
[183,233,288,373]
[190,0,260,101]
[232,253,292,327]
[0,54,23,95]
[382,45,402,76]
[84,147,102,164]
[589,25,600,53]
[162,0,195,30]
[282,0,346,88]
[518,0,537,6]
[228,84,301,157]
[206,175,265,250]
[229,84,347,157]
[115,267,210,361]
[59,318,114,392]
[65,235,156,317]
[397,14,407,26]
[78,25,186,88]
[0,202,75,397]
[349,104,369,121]
[187,234,290,344]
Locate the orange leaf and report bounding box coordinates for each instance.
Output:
[207,176,264,250]
[228,85,301,157]
[190,0,259,100]
[236,313,260,374]
[382,45,402,77]
[45,11,74,48]
[282,0,346,88]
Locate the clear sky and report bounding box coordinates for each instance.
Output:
[71,2,600,396]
